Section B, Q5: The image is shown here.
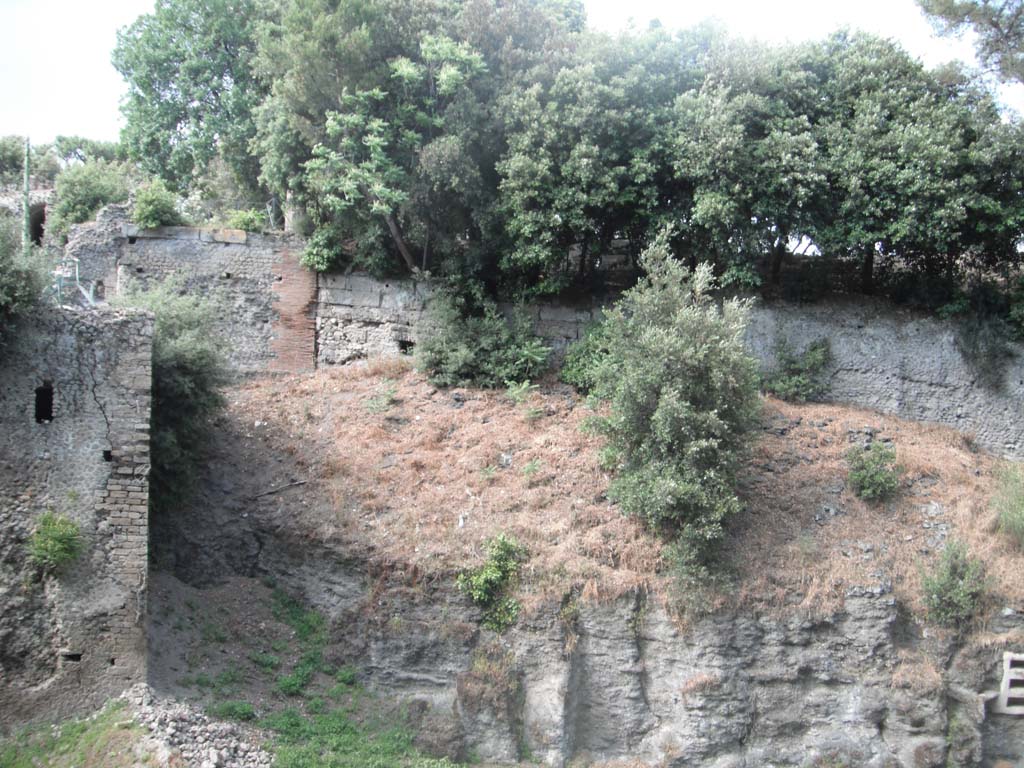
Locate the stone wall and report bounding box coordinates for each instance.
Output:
[317,273,1024,459]
[746,299,1024,459]
[66,208,316,376]
[0,307,153,729]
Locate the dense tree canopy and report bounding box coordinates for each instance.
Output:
[111,0,1024,303]
[112,0,270,194]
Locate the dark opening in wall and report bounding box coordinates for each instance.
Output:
[94,280,105,300]
[29,203,45,246]
[397,339,415,355]
[127,236,137,245]
[103,449,113,462]
[35,381,54,423]
[61,652,82,662]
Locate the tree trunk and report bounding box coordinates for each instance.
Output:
[384,212,417,273]
[860,247,875,295]
[22,137,30,259]
[770,230,788,286]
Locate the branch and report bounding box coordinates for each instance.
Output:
[252,480,308,499]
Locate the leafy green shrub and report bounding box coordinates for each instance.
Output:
[207,701,256,721]
[846,442,902,502]
[992,463,1024,549]
[113,279,227,514]
[224,208,267,231]
[762,338,832,402]
[416,293,549,388]
[47,160,132,240]
[457,534,526,632]
[589,229,760,560]
[560,320,610,393]
[132,179,184,229]
[0,217,47,336]
[921,539,988,629]
[28,512,83,573]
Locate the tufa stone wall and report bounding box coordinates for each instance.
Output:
[0,307,153,729]
[65,207,316,376]
[317,273,1024,458]
[746,299,1024,459]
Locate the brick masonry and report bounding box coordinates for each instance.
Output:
[0,307,153,729]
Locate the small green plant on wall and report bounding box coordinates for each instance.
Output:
[28,511,83,573]
[457,534,526,632]
[762,338,832,402]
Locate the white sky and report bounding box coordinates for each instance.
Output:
[0,0,1019,144]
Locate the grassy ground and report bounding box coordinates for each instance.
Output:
[0,703,168,768]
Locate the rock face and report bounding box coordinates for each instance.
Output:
[344,582,1024,768]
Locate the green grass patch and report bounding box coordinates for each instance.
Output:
[0,703,153,768]
[207,700,257,722]
[993,463,1024,548]
[250,651,282,671]
[262,707,458,768]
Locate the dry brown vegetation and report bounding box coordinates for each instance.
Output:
[233,360,1023,622]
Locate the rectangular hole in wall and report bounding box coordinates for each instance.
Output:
[103,450,113,462]
[1007,697,1024,708]
[1010,657,1024,669]
[397,339,415,355]
[1009,678,1024,688]
[35,381,54,423]
[61,652,82,662]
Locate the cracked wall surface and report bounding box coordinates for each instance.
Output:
[0,307,153,729]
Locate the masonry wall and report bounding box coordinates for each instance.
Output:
[0,308,153,729]
[66,208,316,376]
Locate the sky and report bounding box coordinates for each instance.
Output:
[0,0,1019,144]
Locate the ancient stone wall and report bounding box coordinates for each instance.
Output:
[65,208,315,376]
[316,273,1024,458]
[0,307,153,729]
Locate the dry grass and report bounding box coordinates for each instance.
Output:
[231,365,1020,623]
[729,398,1015,620]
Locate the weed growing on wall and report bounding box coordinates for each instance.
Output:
[921,539,988,629]
[27,512,83,573]
[457,534,526,632]
[589,228,760,564]
[846,442,902,502]
[762,338,832,402]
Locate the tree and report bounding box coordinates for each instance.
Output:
[671,39,827,285]
[498,26,712,294]
[810,33,1023,292]
[918,0,1024,81]
[47,160,134,241]
[591,229,760,560]
[255,0,585,281]
[113,0,269,194]
[0,216,47,340]
[53,136,124,165]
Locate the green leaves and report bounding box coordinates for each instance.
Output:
[590,229,760,553]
